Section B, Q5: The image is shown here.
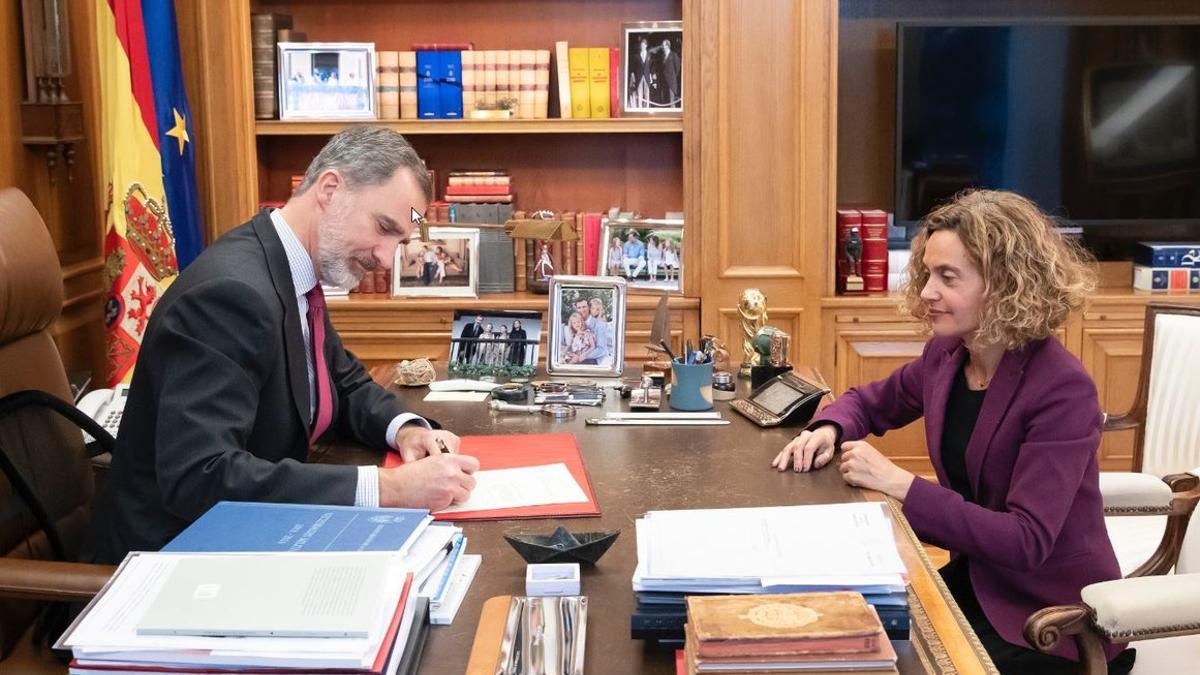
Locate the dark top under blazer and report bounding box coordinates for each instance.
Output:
[811,336,1122,661]
[87,212,407,564]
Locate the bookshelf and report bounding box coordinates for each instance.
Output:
[255,118,684,136]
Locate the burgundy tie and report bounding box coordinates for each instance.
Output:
[306,286,333,443]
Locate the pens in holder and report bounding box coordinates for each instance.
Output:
[436,438,451,454]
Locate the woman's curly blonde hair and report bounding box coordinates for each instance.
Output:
[900,190,1096,350]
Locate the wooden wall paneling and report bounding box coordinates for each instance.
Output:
[696,0,835,362]
[1080,322,1144,472]
[177,0,258,238]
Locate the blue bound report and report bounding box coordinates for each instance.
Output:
[162,501,432,554]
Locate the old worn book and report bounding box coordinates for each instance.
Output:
[685,623,898,674]
[687,592,881,653]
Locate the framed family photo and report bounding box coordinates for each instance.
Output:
[622,21,682,115]
[599,218,683,293]
[449,309,543,378]
[392,227,479,298]
[278,42,375,120]
[547,276,627,378]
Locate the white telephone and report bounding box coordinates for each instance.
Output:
[77,384,130,443]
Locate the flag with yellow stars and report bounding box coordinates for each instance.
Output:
[96,0,205,386]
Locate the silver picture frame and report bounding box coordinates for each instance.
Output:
[278,42,376,120]
[547,275,627,378]
[599,217,683,293]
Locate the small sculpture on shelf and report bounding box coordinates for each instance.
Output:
[844,226,865,293]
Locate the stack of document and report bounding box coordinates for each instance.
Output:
[58,551,421,675]
[631,503,910,644]
[414,526,481,625]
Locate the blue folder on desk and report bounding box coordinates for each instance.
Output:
[162,501,432,554]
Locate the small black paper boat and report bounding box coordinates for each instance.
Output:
[503,525,620,565]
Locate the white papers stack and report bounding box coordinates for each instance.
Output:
[58,551,417,675]
[414,528,481,625]
[633,502,908,595]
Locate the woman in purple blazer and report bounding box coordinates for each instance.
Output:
[774,191,1133,674]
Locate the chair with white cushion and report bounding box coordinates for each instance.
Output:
[1025,490,1200,673]
[1099,303,1200,577]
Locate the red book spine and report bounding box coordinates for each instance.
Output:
[835,208,863,295]
[445,184,511,196]
[859,209,889,293]
[411,42,474,51]
[609,48,621,117]
[583,213,602,275]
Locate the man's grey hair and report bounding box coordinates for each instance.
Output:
[295,125,432,201]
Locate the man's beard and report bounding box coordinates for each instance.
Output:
[316,202,373,288]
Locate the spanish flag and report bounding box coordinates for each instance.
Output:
[97,0,204,386]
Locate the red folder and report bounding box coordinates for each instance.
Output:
[385,433,600,521]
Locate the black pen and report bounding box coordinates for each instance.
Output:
[659,340,678,363]
[436,438,451,454]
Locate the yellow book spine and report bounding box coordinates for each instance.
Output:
[568,47,591,118]
[588,47,609,118]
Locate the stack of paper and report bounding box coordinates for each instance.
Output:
[58,551,420,675]
[631,503,910,644]
[415,527,481,625]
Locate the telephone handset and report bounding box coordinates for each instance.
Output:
[77,384,130,443]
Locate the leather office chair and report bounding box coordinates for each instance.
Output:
[1098,303,1200,577]
[0,187,115,672]
[1026,487,1200,674]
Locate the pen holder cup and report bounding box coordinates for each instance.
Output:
[669,360,714,411]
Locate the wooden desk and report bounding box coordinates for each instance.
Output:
[312,366,997,674]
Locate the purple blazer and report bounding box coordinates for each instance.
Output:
[812,336,1121,661]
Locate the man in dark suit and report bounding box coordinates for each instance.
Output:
[658,38,681,106]
[86,126,479,564]
[458,314,484,363]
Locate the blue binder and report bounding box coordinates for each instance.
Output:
[440,51,463,119]
[416,51,442,119]
[162,501,431,553]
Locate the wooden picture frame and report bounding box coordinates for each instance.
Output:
[547,275,627,377]
[392,227,479,298]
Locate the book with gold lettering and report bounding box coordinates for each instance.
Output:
[687,592,881,654]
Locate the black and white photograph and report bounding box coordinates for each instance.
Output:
[599,218,683,292]
[391,227,479,297]
[449,310,542,375]
[547,276,627,377]
[622,21,682,115]
[278,42,375,120]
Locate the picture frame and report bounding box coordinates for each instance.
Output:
[599,218,684,293]
[392,227,479,298]
[621,21,683,116]
[278,42,375,120]
[547,275,627,378]
[448,309,543,379]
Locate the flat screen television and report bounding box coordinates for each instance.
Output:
[896,21,1200,232]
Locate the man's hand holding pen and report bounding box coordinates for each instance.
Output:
[384,426,477,510]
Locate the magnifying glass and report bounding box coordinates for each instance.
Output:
[489,400,577,419]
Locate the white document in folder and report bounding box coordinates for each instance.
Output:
[643,502,906,582]
[437,462,588,514]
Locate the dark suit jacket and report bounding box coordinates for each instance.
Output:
[660,51,681,101]
[86,212,408,564]
[458,321,481,362]
[811,336,1121,661]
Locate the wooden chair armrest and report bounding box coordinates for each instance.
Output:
[1128,484,1199,578]
[0,557,115,602]
[1024,604,1110,675]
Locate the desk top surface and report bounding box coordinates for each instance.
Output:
[312,366,996,675]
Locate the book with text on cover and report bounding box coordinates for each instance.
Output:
[687,591,882,656]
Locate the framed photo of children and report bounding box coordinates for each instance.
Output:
[392,227,479,297]
[599,218,683,292]
[621,21,682,115]
[278,42,375,120]
[449,310,543,378]
[547,276,627,378]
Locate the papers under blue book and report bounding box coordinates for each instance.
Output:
[162,501,432,555]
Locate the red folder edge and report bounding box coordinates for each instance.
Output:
[385,433,600,521]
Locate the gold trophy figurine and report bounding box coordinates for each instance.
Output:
[737,288,768,377]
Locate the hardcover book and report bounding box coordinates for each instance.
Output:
[686,592,881,644]
[588,47,610,118]
[568,47,591,118]
[416,51,441,118]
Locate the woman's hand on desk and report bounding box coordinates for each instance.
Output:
[378,453,480,510]
[772,426,838,472]
[394,426,461,462]
[838,441,914,500]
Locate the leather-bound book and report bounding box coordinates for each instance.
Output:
[534,49,551,119]
[376,51,400,120]
[398,51,418,119]
[859,209,889,294]
[686,592,882,655]
[568,48,591,118]
[518,50,537,119]
[251,13,291,119]
[588,47,609,118]
[461,50,476,117]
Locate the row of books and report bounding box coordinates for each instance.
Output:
[679,593,899,674]
[442,169,514,203]
[58,501,481,675]
[1132,242,1200,291]
[251,13,303,119]
[835,208,889,295]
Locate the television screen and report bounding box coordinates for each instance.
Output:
[896,22,1200,228]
